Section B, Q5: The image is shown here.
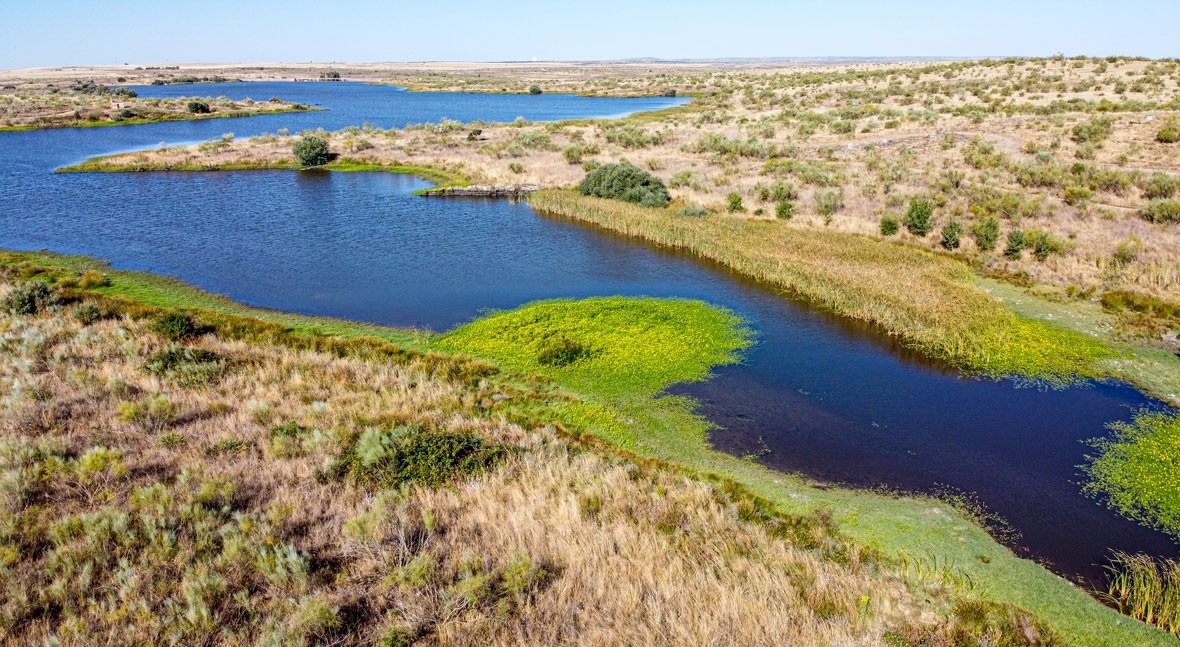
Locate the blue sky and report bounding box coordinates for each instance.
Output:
[0,0,1174,69]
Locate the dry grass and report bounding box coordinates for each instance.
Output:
[0,282,1056,645]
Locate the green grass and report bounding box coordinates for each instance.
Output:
[0,106,321,133]
[1083,412,1180,538]
[433,297,751,399]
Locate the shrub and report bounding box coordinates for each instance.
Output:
[144,347,226,386]
[527,85,542,95]
[1064,185,1094,206]
[1143,173,1180,200]
[577,161,670,207]
[1025,229,1067,261]
[537,337,590,367]
[775,201,794,220]
[186,100,211,114]
[971,216,1000,251]
[78,270,109,289]
[1157,121,1180,144]
[341,428,508,488]
[879,215,899,235]
[814,190,844,218]
[1141,199,1180,223]
[293,135,332,167]
[2,280,58,315]
[1071,116,1114,144]
[676,206,711,218]
[941,218,963,250]
[153,312,197,341]
[72,301,104,325]
[1004,230,1026,259]
[508,162,524,174]
[903,197,934,236]
[726,192,744,213]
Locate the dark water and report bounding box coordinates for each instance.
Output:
[1,83,1174,586]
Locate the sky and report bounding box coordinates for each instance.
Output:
[0,0,1175,69]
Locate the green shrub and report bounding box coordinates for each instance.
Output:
[971,216,1000,251]
[1024,229,1067,261]
[537,336,591,367]
[577,161,670,207]
[340,428,508,489]
[676,206,711,218]
[1071,116,1114,144]
[941,218,963,250]
[153,312,197,341]
[527,84,542,95]
[879,215,899,236]
[903,197,934,236]
[144,346,226,386]
[1157,121,1180,144]
[814,190,844,218]
[293,135,332,167]
[775,201,794,220]
[726,192,744,213]
[1143,173,1180,200]
[508,162,524,174]
[1141,199,1180,223]
[186,100,211,114]
[1064,185,1094,206]
[1004,230,1026,259]
[2,280,58,315]
[72,301,104,325]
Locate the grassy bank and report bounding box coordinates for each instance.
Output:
[528,190,1114,381]
[0,106,319,133]
[1,251,1175,644]
[0,254,1062,645]
[56,155,470,190]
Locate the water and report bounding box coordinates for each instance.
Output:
[0,82,1174,585]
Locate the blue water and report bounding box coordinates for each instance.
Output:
[0,82,1173,584]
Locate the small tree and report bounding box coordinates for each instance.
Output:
[577,161,670,207]
[903,197,934,236]
[293,135,332,167]
[187,100,211,114]
[528,85,542,95]
[971,216,1000,251]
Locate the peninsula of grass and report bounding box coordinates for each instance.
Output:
[528,190,1115,382]
[56,155,470,190]
[1083,411,1180,538]
[0,249,1174,645]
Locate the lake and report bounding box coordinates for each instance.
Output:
[0,81,1172,585]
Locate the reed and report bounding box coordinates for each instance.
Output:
[1104,552,1180,635]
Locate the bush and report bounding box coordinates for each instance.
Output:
[1141,199,1180,224]
[726,192,744,213]
[903,197,934,236]
[528,85,542,95]
[971,216,1000,251]
[814,190,844,218]
[1157,121,1180,144]
[1071,116,1114,144]
[941,218,963,250]
[577,161,670,207]
[537,337,590,367]
[153,312,197,341]
[1025,229,1067,261]
[1143,173,1180,200]
[2,281,58,315]
[293,135,332,167]
[144,347,226,386]
[1064,185,1094,206]
[1004,230,1026,259]
[676,207,711,218]
[186,100,211,114]
[879,215,899,235]
[341,428,508,489]
[775,201,794,220]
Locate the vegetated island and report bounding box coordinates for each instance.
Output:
[0,79,314,132]
[61,57,1180,409]
[0,250,1173,646]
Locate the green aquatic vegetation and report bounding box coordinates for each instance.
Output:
[433,297,751,398]
[1083,411,1180,538]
